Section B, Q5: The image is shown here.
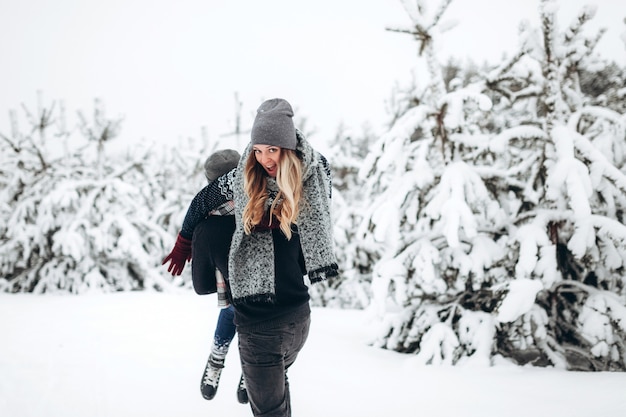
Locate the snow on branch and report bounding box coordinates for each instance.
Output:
[546,126,592,215]
[404,238,445,294]
[428,0,453,30]
[569,106,625,135]
[559,3,605,69]
[392,0,447,95]
[487,54,544,103]
[515,223,550,279]
[568,125,626,194]
[563,4,597,44]
[413,322,459,365]
[579,292,626,358]
[398,0,425,28]
[591,215,626,251]
[487,49,527,83]
[395,0,453,31]
[438,86,492,130]
[0,130,20,153]
[359,105,431,181]
[489,125,548,153]
[423,161,503,248]
[495,279,544,323]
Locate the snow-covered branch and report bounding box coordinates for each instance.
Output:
[570,128,626,194]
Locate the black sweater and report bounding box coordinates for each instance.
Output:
[233,226,310,329]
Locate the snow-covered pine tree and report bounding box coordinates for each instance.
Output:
[310,125,377,308]
[361,0,503,367]
[0,95,209,293]
[484,0,626,370]
[362,0,626,370]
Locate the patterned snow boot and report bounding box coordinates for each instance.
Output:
[200,355,225,400]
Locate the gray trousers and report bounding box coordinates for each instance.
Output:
[237,313,311,417]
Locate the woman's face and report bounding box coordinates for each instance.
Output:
[253,144,282,177]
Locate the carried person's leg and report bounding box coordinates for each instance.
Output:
[214,305,236,347]
[201,305,236,400]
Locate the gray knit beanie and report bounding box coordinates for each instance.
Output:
[250,98,297,150]
[204,149,241,182]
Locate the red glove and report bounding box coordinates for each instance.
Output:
[162,233,192,276]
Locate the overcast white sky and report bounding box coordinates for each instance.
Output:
[1,0,624,152]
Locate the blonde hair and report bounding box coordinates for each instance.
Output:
[242,149,303,239]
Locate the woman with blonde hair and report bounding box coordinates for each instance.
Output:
[170,98,338,416]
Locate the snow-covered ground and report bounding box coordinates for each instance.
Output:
[1,292,625,417]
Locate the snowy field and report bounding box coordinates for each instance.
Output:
[1,292,625,417]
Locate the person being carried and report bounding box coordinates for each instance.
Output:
[162,148,248,404]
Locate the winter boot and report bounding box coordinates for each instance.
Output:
[200,355,225,400]
[236,373,249,404]
[200,340,229,400]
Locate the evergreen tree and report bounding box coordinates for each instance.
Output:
[579,63,626,114]
[310,125,377,308]
[362,0,626,370]
[0,94,209,293]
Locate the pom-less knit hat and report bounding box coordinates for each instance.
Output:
[204,149,241,182]
[250,98,297,150]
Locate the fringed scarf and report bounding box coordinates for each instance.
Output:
[224,130,338,304]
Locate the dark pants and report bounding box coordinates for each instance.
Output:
[191,216,235,295]
[237,313,311,417]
